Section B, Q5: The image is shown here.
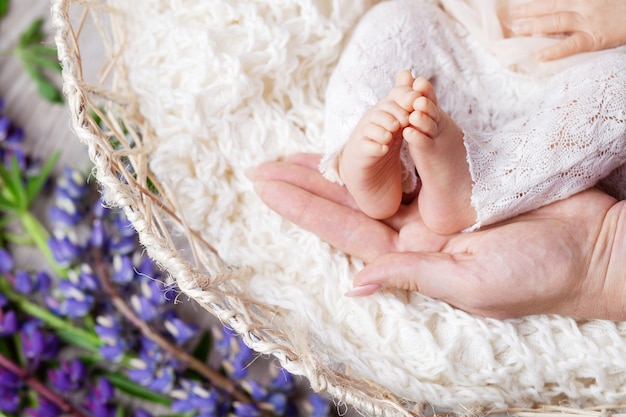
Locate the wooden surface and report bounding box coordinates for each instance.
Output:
[1,0,90,172]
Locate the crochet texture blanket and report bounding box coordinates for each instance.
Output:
[109,0,626,411]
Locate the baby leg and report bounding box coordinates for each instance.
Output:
[339,71,420,219]
[405,77,475,234]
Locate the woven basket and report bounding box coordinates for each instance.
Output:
[51,1,626,416]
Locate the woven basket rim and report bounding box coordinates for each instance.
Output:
[49,1,428,416]
[49,1,626,416]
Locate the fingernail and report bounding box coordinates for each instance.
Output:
[251,180,264,195]
[244,167,257,179]
[344,284,382,297]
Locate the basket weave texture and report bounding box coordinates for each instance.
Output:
[51,1,626,416]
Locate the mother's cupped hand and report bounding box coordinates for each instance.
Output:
[249,153,626,320]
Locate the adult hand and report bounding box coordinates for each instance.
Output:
[249,153,626,320]
[508,0,626,61]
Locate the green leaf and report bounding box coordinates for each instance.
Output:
[0,191,17,212]
[14,18,64,103]
[19,18,45,47]
[0,0,9,18]
[191,330,212,362]
[56,328,102,352]
[0,159,22,210]
[35,76,64,103]
[20,48,61,72]
[25,152,59,205]
[8,157,27,210]
[104,373,173,406]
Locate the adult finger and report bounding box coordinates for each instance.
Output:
[254,179,398,262]
[509,0,569,19]
[349,251,478,305]
[511,12,580,36]
[249,154,356,208]
[349,251,535,319]
[536,32,593,61]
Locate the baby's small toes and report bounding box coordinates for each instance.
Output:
[363,123,393,144]
[409,111,438,138]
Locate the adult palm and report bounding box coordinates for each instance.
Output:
[250,153,626,320]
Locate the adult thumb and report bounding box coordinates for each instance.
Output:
[346,251,471,302]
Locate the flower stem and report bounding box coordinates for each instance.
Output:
[0,276,101,351]
[0,352,89,417]
[92,249,254,405]
[18,211,66,278]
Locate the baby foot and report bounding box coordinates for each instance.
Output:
[404,77,476,234]
[339,70,420,219]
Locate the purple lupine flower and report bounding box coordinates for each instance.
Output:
[136,256,156,277]
[0,249,13,273]
[162,282,179,303]
[270,368,295,394]
[234,340,254,365]
[0,366,21,412]
[141,278,166,306]
[35,271,52,293]
[0,384,20,413]
[62,296,94,318]
[89,377,115,403]
[21,322,46,359]
[90,219,106,248]
[58,167,87,200]
[0,294,7,307]
[92,198,108,219]
[109,235,137,255]
[113,213,136,237]
[222,335,255,379]
[76,265,98,291]
[25,398,62,417]
[266,392,288,415]
[227,359,249,380]
[164,315,197,345]
[307,393,331,417]
[215,326,236,355]
[113,255,134,284]
[94,316,128,362]
[5,125,24,144]
[48,236,81,267]
[95,315,127,360]
[99,341,127,362]
[95,316,122,341]
[171,383,219,415]
[242,380,268,402]
[43,295,63,316]
[130,295,157,321]
[20,323,59,363]
[126,359,155,386]
[147,366,174,393]
[232,402,261,417]
[48,205,81,228]
[0,309,18,336]
[0,366,21,388]
[47,359,86,392]
[138,337,161,362]
[58,280,94,318]
[14,270,34,294]
[0,116,9,141]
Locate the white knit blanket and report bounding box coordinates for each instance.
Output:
[110,0,626,411]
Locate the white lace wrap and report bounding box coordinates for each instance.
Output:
[320,0,626,229]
